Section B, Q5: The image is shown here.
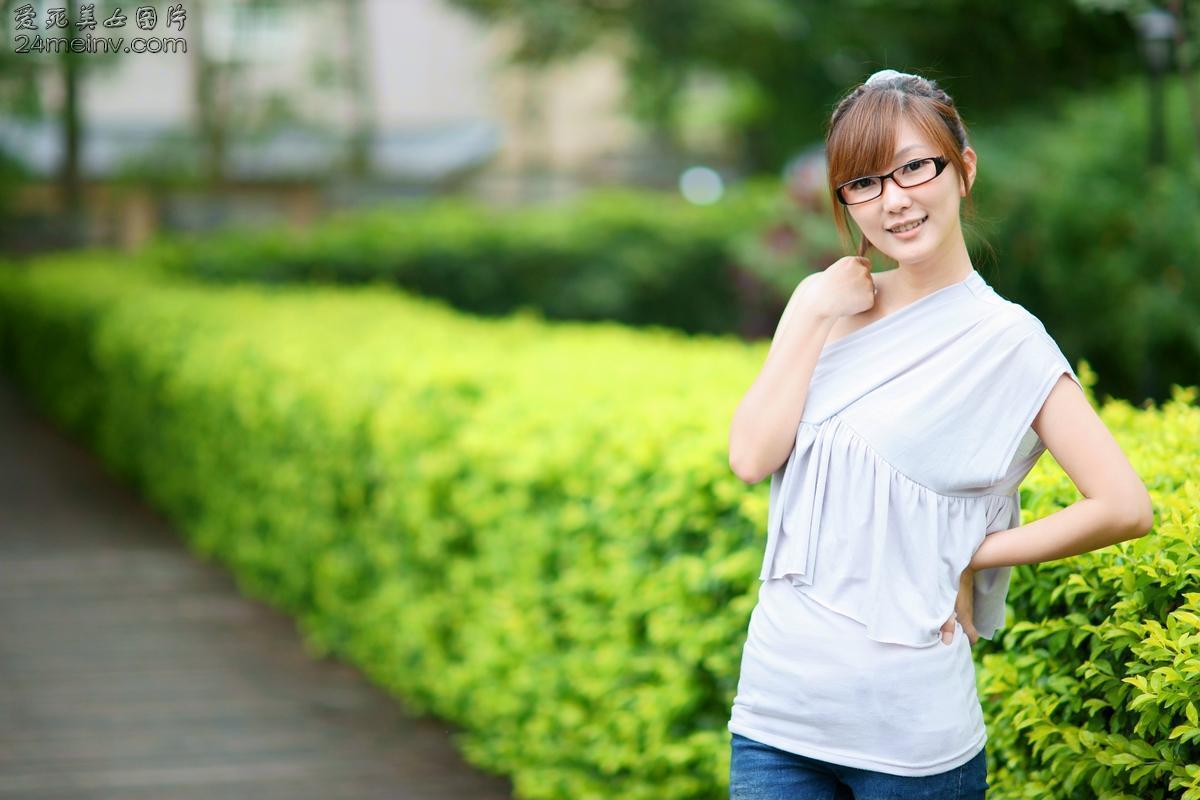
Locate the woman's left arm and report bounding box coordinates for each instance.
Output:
[968,374,1155,572]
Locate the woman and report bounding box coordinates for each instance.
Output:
[725,69,1154,799]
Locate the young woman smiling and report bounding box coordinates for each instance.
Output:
[725,69,1153,799]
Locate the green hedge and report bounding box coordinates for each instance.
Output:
[144,184,781,337]
[1,256,1197,799]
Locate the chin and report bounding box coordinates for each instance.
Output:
[877,231,939,260]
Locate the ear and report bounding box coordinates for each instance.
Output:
[960,147,977,195]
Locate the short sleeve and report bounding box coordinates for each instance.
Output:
[980,318,1079,483]
[973,323,1079,638]
[1020,323,1079,440]
[1030,325,1081,399]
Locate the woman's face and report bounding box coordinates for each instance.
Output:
[845,117,976,268]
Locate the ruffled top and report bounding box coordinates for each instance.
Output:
[760,268,1079,647]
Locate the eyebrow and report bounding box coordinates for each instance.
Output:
[892,144,923,158]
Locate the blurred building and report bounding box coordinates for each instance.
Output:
[0,0,659,251]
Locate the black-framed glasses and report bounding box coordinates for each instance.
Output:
[836,155,949,205]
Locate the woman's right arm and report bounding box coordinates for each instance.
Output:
[728,275,838,485]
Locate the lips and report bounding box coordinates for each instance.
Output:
[887,215,928,233]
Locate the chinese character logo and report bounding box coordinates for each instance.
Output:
[11,4,36,30]
[103,7,128,28]
[166,3,185,31]
[77,3,97,30]
[135,5,156,30]
[45,7,68,28]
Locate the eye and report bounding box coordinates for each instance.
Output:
[850,177,876,189]
[901,158,928,173]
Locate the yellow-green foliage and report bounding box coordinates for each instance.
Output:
[979,376,1200,800]
[0,256,1196,799]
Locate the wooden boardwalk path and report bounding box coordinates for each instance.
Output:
[0,378,514,800]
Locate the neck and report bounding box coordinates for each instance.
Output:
[892,226,974,298]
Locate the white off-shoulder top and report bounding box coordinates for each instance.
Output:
[728,267,1080,776]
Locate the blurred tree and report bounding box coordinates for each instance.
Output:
[341,0,374,179]
[190,0,230,190]
[0,0,349,246]
[59,4,81,220]
[1075,0,1199,161]
[0,0,95,230]
[189,0,361,189]
[189,0,314,190]
[447,0,1143,172]
[0,3,41,119]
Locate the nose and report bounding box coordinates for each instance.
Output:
[880,176,913,211]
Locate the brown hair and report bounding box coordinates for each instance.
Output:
[824,71,988,261]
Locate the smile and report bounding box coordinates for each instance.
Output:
[888,215,928,235]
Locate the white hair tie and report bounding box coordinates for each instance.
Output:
[865,69,921,86]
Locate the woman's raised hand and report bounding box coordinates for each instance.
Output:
[800,256,877,321]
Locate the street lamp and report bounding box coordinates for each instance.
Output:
[1136,7,1176,166]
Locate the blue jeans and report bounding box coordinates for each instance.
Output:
[729,732,988,799]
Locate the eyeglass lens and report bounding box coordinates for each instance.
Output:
[840,158,938,204]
